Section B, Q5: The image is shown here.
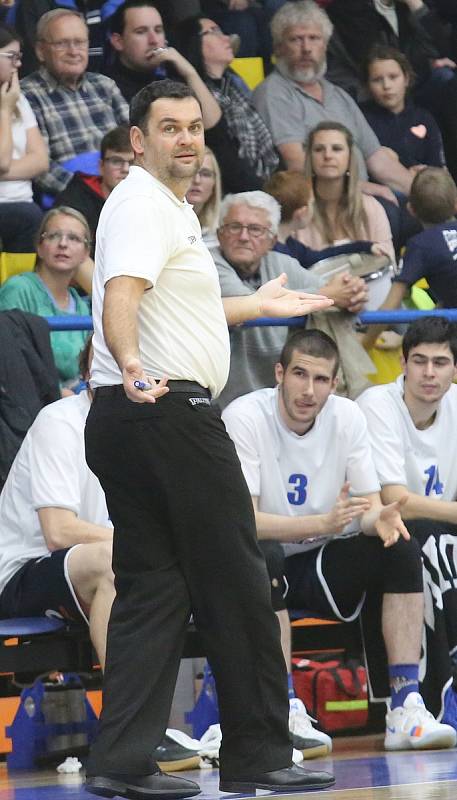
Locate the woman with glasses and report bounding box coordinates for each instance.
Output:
[0,25,48,252]
[175,16,280,192]
[0,206,91,390]
[186,146,221,247]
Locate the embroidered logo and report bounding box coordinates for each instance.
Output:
[188,397,210,406]
[188,235,197,245]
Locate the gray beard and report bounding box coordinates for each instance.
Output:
[276,56,327,85]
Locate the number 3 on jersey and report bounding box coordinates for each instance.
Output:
[424,465,444,496]
[287,473,308,505]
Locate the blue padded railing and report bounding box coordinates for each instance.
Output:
[45,308,457,332]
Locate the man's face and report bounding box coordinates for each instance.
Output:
[217,204,275,276]
[110,6,166,72]
[403,342,457,406]
[100,148,134,193]
[276,23,327,84]
[37,15,89,85]
[275,350,338,434]
[132,96,205,189]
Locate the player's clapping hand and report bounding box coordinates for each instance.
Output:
[256,273,334,318]
[325,482,371,534]
[375,496,409,548]
[122,358,169,404]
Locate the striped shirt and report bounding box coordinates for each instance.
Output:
[21,67,129,194]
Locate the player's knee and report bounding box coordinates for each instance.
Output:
[384,535,423,594]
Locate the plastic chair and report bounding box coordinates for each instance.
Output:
[230,57,265,90]
[0,252,36,284]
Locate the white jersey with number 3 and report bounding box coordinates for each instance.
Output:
[357,376,457,500]
[222,387,380,555]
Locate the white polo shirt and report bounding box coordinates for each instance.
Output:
[357,376,457,499]
[90,166,230,398]
[222,388,380,555]
[0,392,110,597]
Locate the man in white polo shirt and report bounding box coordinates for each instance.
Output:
[222,328,456,752]
[357,316,457,724]
[84,80,335,800]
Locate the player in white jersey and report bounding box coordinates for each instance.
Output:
[223,329,456,752]
[357,316,457,726]
[357,317,457,518]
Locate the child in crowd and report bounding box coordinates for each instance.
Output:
[361,46,446,174]
[379,168,457,310]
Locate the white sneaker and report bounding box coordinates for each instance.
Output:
[289,697,332,759]
[384,692,457,751]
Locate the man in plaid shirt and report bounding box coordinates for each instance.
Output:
[21,8,129,196]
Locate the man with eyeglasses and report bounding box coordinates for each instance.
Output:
[54,126,134,254]
[21,8,129,196]
[212,190,369,408]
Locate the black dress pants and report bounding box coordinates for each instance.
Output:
[84,386,291,779]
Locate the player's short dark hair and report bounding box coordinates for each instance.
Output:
[78,334,93,379]
[101,126,132,159]
[409,168,457,225]
[129,79,199,133]
[109,0,160,35]
[280,329,340,377]
[403,317,457,364]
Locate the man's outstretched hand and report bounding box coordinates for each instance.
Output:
[256,273,334,318]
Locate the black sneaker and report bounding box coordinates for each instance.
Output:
[153,735,201,772]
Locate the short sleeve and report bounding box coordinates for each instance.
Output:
[253,79,307,146]
[101,196,172,287]
[345,405,380,495]
[28,411,82,514]
[18,93,38,130]
[357,390,408,487]
[395,240,427,287]
[222,405,261,496]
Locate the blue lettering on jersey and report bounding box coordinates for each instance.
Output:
[424,465,444,496]
[287,473,308,505]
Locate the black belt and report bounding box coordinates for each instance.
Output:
[93,380,211,398]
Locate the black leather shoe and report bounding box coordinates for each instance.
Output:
[85,769,201,799]
[291,732,331,759]
[219,764,335,792]
[153,735,200,771]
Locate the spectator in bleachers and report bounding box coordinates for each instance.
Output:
[175,15,280,185]
[20,9,129,196]
[186,145,221,248]
[361,46,446,173]
[252,0,412,206]
[222,327,457,751]
[0,24,48,251]
[363,169,457,348]
[264,169,390,268]
[13,0,126,76]
[357,316,457,722]
[212,190,373,407]
[104,0,220,130]
[200,0,271,58]
[0,206,90,388]
[296,121,395,262]
[54,125,133,254]
[325,0,457,183]
[326,0,454,103]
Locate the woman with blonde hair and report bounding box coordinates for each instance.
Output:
[0,206,91,389]
[299,121,395,262]
[0,24,48,251]
[186,146,221,248]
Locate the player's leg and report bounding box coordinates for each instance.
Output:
[66,540,114,669]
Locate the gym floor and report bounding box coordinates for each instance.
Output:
[1,734,457,800]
